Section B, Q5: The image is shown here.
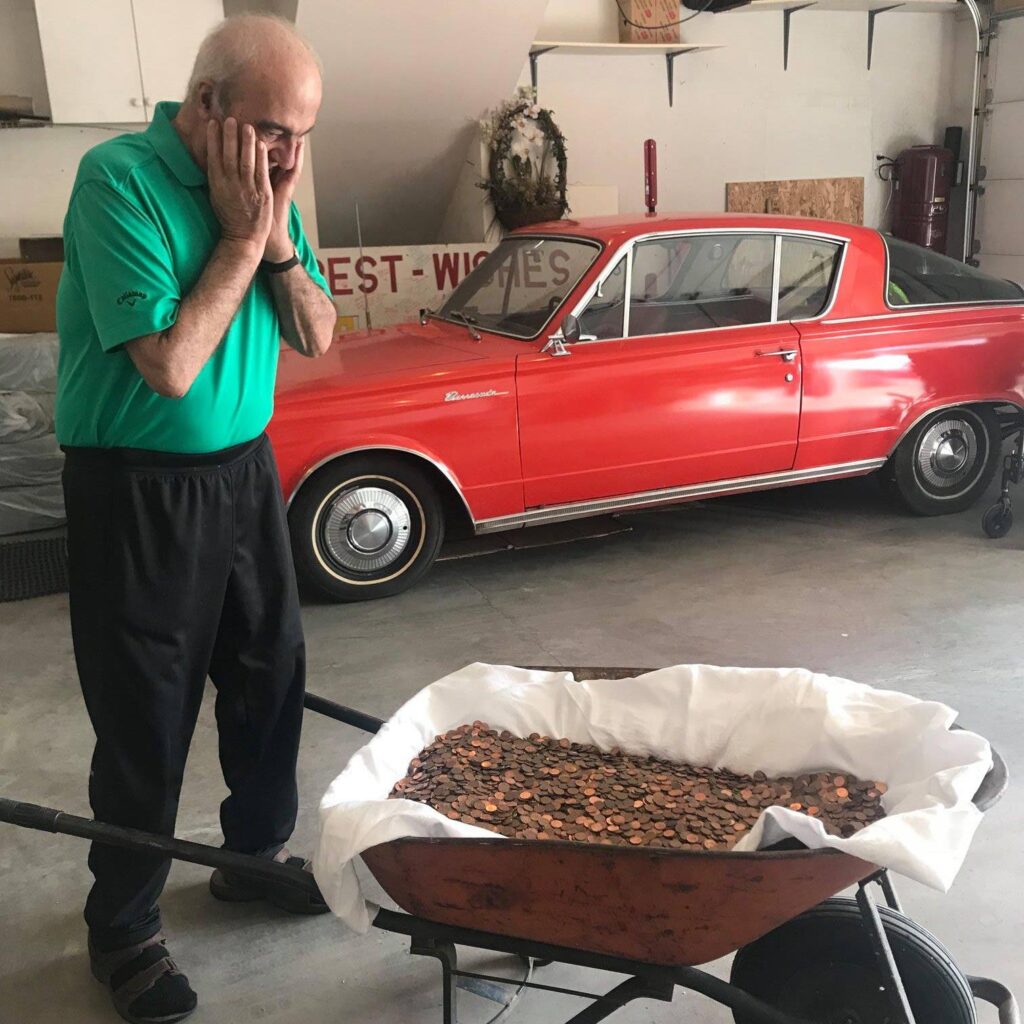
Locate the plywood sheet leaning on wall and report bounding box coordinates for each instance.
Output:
[726,178,865,225]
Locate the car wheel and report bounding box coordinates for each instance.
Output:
[288,456,445,602]
[892,405,1000,516]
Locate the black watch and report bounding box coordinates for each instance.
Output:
[262,247,300,274]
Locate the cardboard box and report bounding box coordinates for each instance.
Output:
[19,236,65,262]
[0,95,34,118]
[0,260,62,334]
[617,0,681,43]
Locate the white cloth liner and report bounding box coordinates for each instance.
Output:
[315,663,992,933]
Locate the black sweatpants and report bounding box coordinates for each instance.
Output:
[61,434,306,950]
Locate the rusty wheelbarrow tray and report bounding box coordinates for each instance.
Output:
[2,666,1018,1024]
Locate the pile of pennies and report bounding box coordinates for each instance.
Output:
[390,721,888,850]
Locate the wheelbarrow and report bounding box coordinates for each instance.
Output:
[1,666,1018,1024]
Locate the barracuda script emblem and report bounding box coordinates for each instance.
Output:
[444,389,509,403]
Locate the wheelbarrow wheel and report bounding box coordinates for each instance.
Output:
[729,897,975,1024]
[983,501,1013,539]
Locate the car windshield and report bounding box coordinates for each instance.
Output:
[884,235,1024,306]
[438,237,601,339]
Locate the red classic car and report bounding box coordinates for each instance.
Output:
[269,213,1024,601]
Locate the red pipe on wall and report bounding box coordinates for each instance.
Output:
[644,139,658,215]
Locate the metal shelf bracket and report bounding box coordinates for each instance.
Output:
[529,46,558,96]
[666,50,689,106]
[867,5,903,70]
[783,4,816,70]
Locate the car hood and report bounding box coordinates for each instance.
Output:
[275,321,497,397]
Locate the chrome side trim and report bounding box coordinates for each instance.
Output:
[475,458,887,534]
[823,303,1024,326]
[285,445,474,522]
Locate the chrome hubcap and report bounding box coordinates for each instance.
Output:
[934,435,968,473]
[323,486,412,573]
[347,509,392,553]
[916,417,980,494]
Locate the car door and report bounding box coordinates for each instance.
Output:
[515,232,803,508]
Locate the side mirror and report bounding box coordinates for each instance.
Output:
[561,313,581,344]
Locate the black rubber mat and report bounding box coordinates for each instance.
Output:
[0,532,68,602]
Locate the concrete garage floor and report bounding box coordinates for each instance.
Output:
[1,472,1022,1024]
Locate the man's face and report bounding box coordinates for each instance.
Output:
[210,67,321,179]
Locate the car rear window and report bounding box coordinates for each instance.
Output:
[884,235,1024,306]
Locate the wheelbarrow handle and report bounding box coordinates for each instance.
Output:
[303,692,383,734]
[0,797,319,897]
[969,976,1021,1024]
[951,725,1010,813]
[971,745,1009,812]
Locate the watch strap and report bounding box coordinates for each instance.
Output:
[262,247,300,274]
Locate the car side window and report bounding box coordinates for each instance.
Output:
[628,234,775,337]
[578,257,627,339]
[777,237,842,320]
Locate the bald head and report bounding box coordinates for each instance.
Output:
[180,14,322,174]
[187,15,320,107]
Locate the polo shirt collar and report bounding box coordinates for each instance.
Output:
[146,101,206,187]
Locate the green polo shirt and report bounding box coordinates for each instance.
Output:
[55,101,331,453]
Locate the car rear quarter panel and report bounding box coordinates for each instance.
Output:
[795,232,1024,468]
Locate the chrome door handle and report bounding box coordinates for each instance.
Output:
[756,348,798,363]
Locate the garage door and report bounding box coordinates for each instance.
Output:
[976,17,1024,285]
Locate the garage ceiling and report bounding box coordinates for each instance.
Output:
[295,0,548,247]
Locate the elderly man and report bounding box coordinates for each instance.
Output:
[55,15,336,1023]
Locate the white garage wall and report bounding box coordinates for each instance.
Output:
[0,0,975,258]
[295,0,550,248]
[522,0,962,231]
[0,125,151,259]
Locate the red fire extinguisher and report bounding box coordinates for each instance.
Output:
[891,145,954,253]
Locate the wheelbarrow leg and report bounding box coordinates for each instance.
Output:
[864,867,903,913]
[560,976,674,1024]
[410,938,459,1024]
[856,882,916,1024]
